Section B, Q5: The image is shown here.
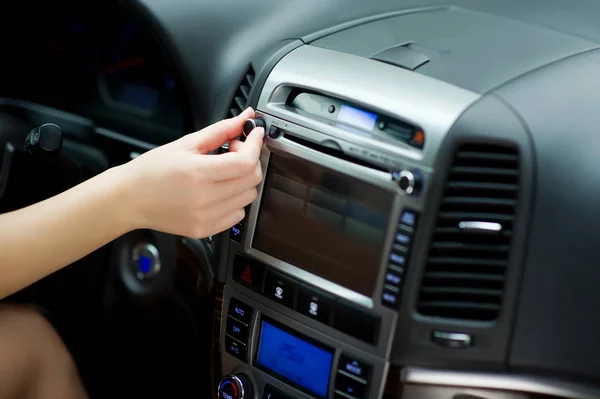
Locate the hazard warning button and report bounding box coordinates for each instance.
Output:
[233,254,266,291]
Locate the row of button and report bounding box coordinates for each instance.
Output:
[225,298,254,362]
[381,209,419,309]
[233,254,380,345]
[334,354,371,399]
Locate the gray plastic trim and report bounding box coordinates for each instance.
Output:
[403,367,600,399]
[257,45,479,169]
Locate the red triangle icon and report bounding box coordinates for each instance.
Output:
[241,265,253,284]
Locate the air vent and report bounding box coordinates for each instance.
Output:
[417,143,520,322]
[227,67,256,118]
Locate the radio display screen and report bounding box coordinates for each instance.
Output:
[256,318,334,397]
[253,152,393,297]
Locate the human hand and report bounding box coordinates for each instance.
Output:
[119,107,264,238]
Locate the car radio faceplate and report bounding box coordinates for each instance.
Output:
[221,44,480,399]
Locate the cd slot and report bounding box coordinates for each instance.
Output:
[284,133,389,173]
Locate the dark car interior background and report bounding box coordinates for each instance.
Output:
[1,0,599,398]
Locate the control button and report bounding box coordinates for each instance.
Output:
[384,270,403,286]
[263,384,291,399]
[263,270,296,308]
[225,335,247,361]
[335,372,367,399]
[431,331,473,349]
[233,255,266,291]
[218,374,253,399]
[397,170,422,195]
[226,316,249,343]
[297,285,333,324]
[228,298,253,324]
[267,126,281,139]
[395,231,411,245]
[389,252,406,266]
[382,290,400,308]
[243,118,267,137]
[131,243,161,281]
[400,209,418,227]
[230,221,243,243]
[333,300,379,344]
[338,355,371,382]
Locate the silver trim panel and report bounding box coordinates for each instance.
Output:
[403,368,600,399]
[257,45,479,169]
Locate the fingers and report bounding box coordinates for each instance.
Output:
[212,162,263,200]
[192,107,255,154]
[197,127,264,181]
[204,210,246,237]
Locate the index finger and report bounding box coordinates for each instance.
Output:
[193,107,256,154]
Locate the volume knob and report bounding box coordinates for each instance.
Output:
[397,170,422,195]
[218,374,253,399]
[243,118,266,137]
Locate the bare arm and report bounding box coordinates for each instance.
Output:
[0,168,132,298]
[0,107,264,299]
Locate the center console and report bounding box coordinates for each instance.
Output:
[218,44,478,399]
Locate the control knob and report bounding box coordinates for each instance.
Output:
[396,169,422,195]
[218,374,253,399]
[243,118,266,137]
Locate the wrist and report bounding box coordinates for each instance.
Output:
[96,164,142,234]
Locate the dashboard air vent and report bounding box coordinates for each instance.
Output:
[417,143,520,322]
[228,67,256,118]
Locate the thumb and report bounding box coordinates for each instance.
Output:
[191,107,255,153]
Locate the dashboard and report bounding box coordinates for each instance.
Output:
[3,1,600,399]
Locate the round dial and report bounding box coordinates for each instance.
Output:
[218,374,253,399]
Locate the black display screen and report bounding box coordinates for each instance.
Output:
[253,152,393,297]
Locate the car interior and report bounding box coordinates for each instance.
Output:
[1,1,599,398]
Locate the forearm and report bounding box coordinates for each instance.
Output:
[0,166,135,299]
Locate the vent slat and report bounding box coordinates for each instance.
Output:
[443,197,517,207]
[431,242,511,252]
[456,151,519,162]
[227,67,256,118]
[428,257,507,267]
[420,287,503,296]
[239,84,251,99]
[417,143,519,322]
[451,166,518,177]
[447,181,518,191]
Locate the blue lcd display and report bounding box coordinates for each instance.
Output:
[337,104,378,131]
[256,320,334,397]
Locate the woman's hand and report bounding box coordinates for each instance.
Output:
[119,107,264,238]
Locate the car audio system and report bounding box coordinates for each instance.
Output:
[219,45,479,399]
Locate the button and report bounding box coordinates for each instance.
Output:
[267,126,281,139]
[338,355,371,382]
[400,209,418,227]
[232,255,266,291]
[333,300,379,344]
[228,298,253,324]
[389,252,406,266]
[263,270,296,308]
[431,331,473,349]
[382,290,400,308]
[384,270,403,286]
[225,335,247,361]
[395,232,411,245]
[297,285,333,324]
[131,243,161,281]
[226,316,249,343]
[263,384,291,399]
[231,222,243,243]
[335,372,367,399]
